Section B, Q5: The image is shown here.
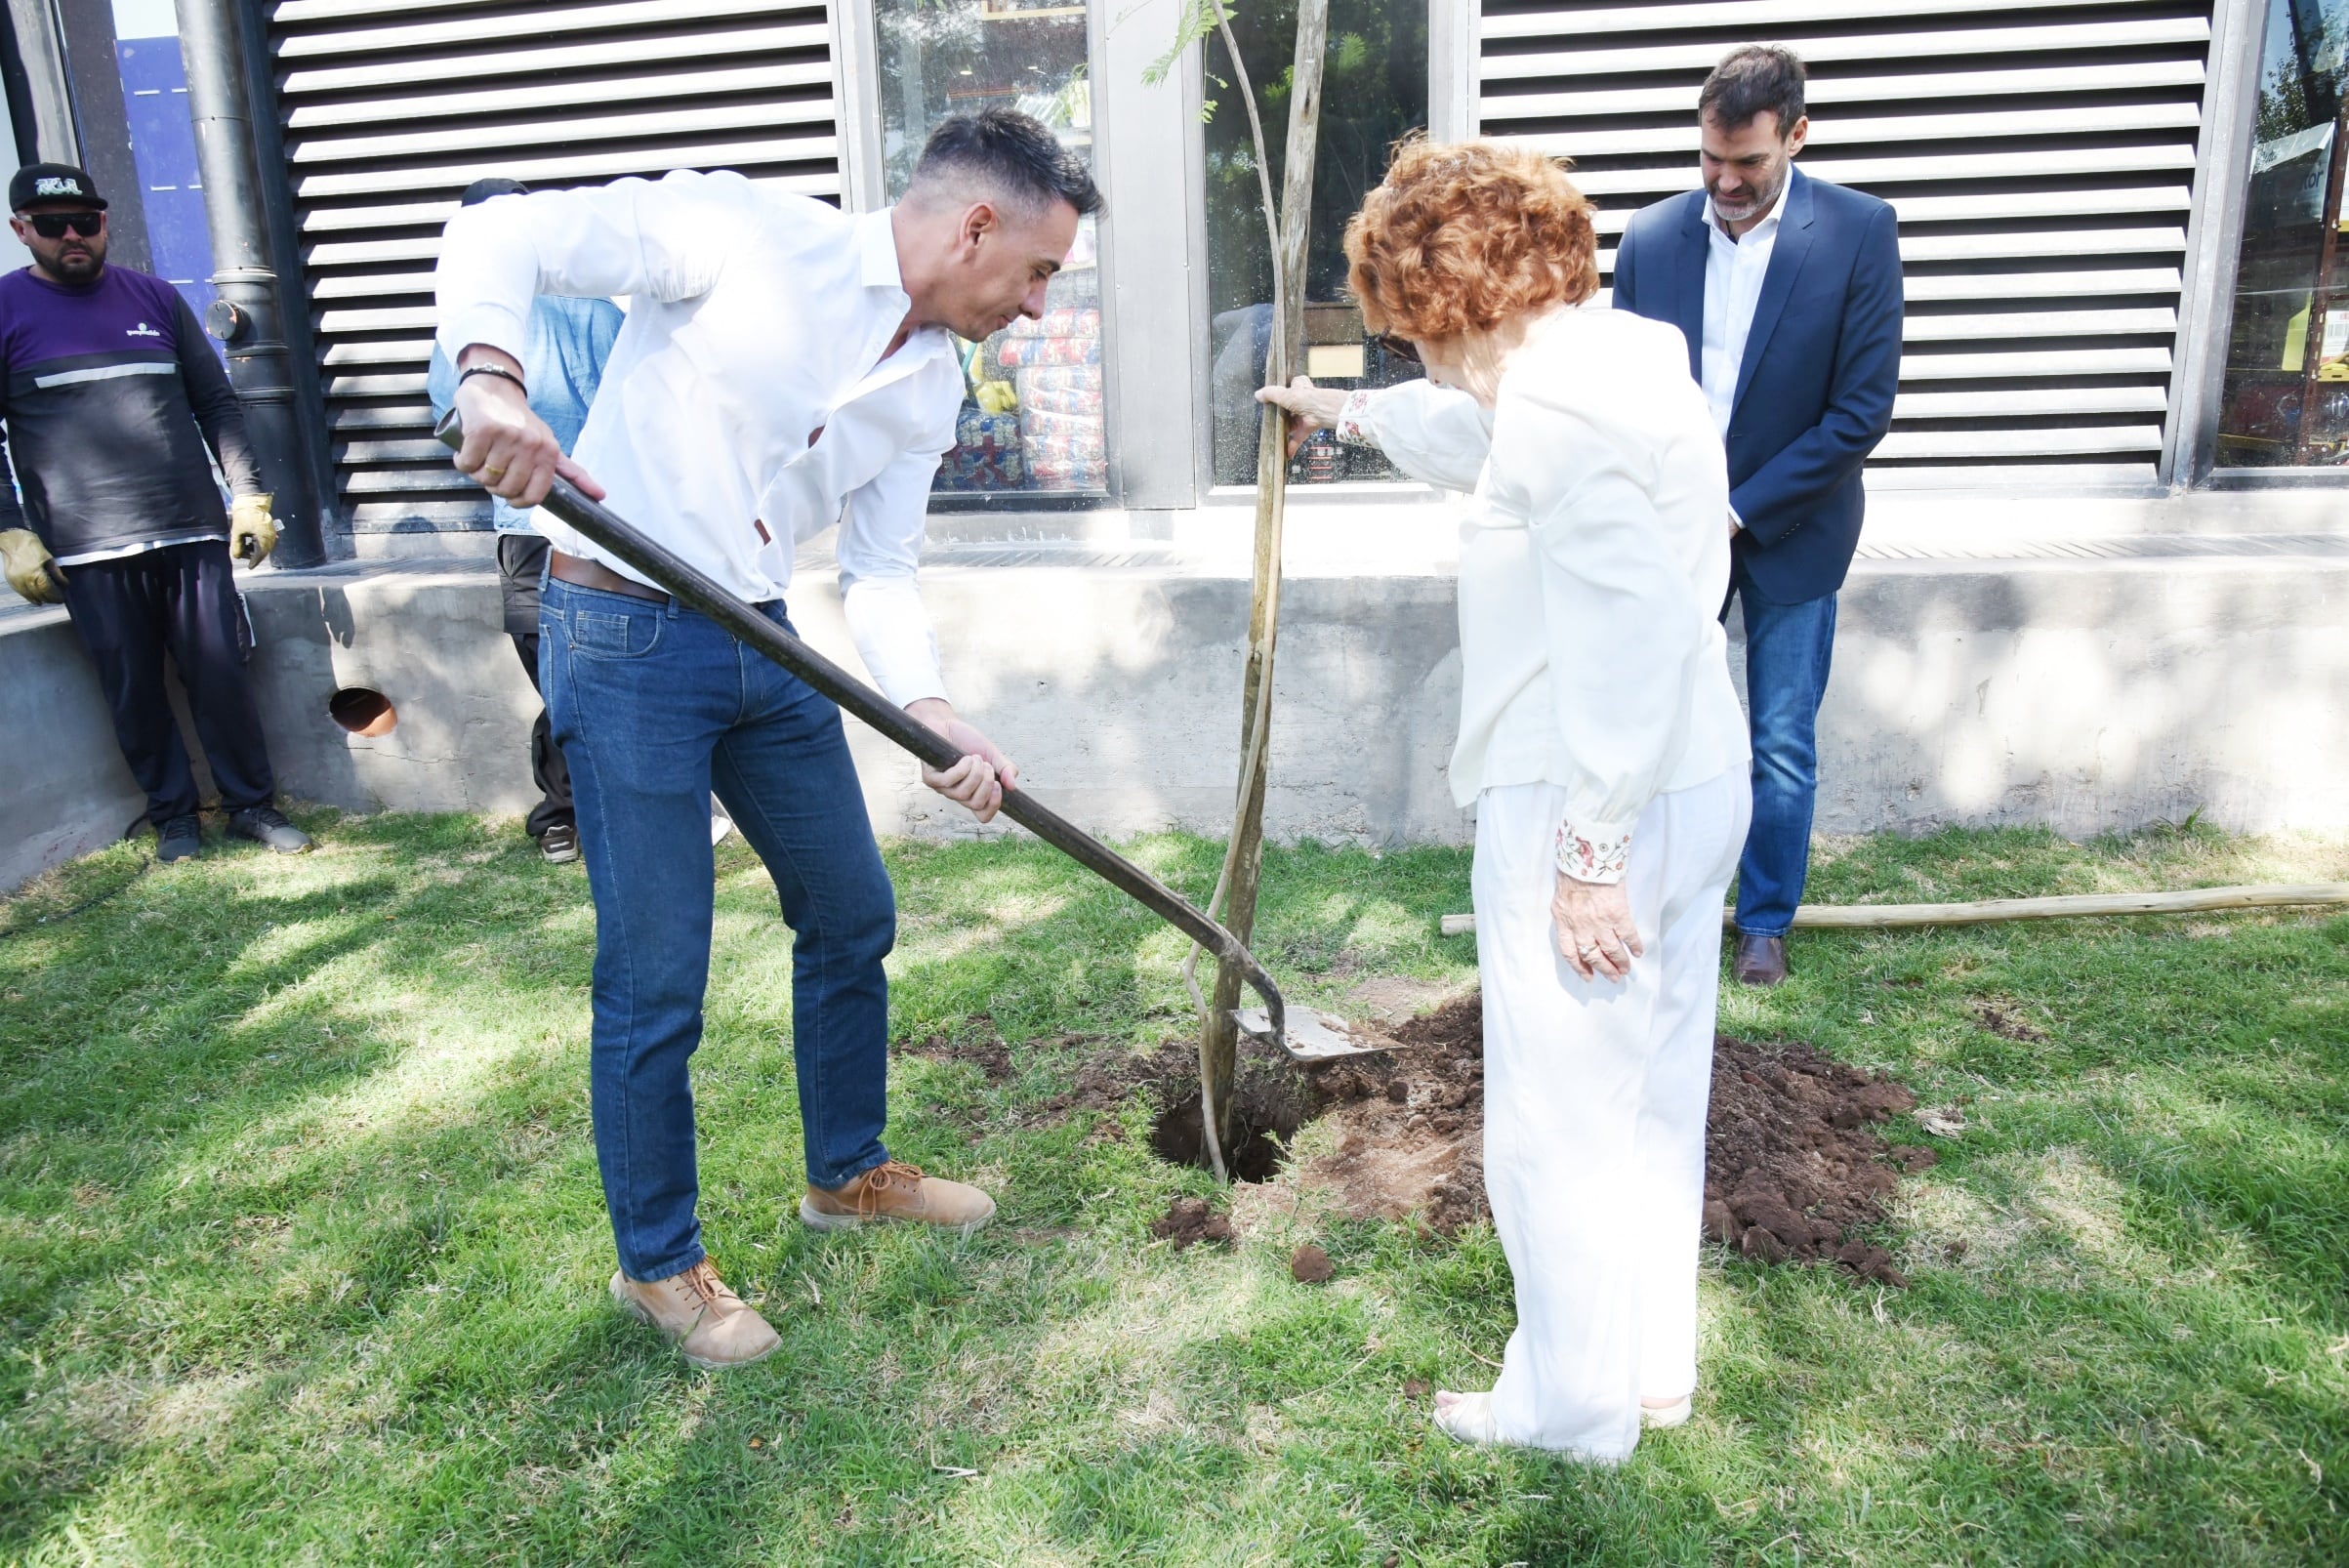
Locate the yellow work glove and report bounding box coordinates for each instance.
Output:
[0,527,61,604]
[228,493,278,564]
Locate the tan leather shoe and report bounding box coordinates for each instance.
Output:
[608,1259,780,1370]
[802,1160,996,1236]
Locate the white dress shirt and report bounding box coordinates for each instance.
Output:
[434,170,966,708]
[1699,181,1787,439]
[1338,308,1750,879]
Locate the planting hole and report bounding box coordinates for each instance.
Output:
[328,686,396,736]
[1149,1078,1304,1184]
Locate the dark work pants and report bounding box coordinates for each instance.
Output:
[499,534,574,839]
[60,538,274,825]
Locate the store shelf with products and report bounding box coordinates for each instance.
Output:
[874,0,1106,499]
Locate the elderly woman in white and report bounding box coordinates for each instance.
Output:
[1263,141,1751,1461]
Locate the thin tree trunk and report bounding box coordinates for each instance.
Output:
[1198,0,1330,1171]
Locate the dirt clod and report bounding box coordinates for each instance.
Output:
[1290,1244,1335,1284]
[898,1031,1014,1084]
[1969,999,2048,1043]
[1151,1196,1233,1250]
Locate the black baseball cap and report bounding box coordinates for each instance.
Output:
[10,162,105,212]
[459,177,529,207]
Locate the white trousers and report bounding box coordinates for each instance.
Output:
[1472,766,1750,1459]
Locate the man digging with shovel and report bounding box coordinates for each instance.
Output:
[436,111,1099,1369]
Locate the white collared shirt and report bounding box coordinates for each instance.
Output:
[434,170,966,707]
[1700,180,1789,438]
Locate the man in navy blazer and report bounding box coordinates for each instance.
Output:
[1613,45,1902,986]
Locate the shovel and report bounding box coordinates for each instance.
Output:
[434,412,1380,1064]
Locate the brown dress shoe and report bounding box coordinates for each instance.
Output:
[802,1160,996,1236]
[609,1259,780,1370]
[1733,933,1789,987]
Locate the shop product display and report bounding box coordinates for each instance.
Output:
[944,406,1025,490]
[878,0,1108,495]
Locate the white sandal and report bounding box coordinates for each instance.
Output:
[1432,1388,1501,1445]
[1640,1393,1694,1428]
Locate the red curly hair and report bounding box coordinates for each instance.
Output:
[1344,139,1599,343]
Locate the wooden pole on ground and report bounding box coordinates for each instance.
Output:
[1434,883,2349,937]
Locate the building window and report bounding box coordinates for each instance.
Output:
[110,1,217,326]
[2220,0,2349,467]
[872,0,1105,497]
[1203,0,1427,486]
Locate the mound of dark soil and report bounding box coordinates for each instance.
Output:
[1298,994,1931,1285]
[1294,995,1489,1233]
[1704,1038,1934,1286]
[967,992,1932,1287]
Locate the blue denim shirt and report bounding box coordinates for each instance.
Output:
[428,294,624,533]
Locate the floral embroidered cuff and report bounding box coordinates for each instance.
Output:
[1334,389,1379,448]
[1554,818,1632,884]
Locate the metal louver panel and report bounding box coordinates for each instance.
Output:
[1478,0,2217,484]
[268,0,842,535]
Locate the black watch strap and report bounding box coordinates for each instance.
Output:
[459,362,527,394]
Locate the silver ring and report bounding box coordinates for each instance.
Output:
[1579,943,1602,958]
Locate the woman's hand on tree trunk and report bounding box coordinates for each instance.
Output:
[1256,376,1349,459]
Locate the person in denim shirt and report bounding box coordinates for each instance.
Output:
[428,178,621,862]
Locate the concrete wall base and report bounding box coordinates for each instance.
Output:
[4,531,2343,889]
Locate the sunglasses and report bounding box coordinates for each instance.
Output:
[1373,332,1422,364]
[21,211,103,239]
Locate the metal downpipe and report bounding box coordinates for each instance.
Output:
[173,0,327,566]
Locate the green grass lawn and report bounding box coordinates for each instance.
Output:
[1,812,2344,1565]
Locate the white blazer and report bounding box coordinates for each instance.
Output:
[1350,307,1750,872]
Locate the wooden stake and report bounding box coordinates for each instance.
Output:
[1197,0,1330,1172]
[1435,882,2349,937]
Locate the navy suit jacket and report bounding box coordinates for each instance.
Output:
[1613,167,1902,604]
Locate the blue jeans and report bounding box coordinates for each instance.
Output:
[542,578,896,1283]
[1729,583,1837,938]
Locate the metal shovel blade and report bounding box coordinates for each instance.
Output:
[1232,1006,1387,1064]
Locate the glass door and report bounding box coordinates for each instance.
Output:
[2219,0,2349,467]
[1202,0,1428,486]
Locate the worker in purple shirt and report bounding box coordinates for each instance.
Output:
[0,162,309,860]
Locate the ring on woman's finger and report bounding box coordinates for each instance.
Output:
[483,466,507,480]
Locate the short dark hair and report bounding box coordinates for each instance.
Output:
[1699,45,1806,135]
[907,107,1103,220]
[460,177,528,206]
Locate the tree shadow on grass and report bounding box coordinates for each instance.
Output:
[0,815,616,1551]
